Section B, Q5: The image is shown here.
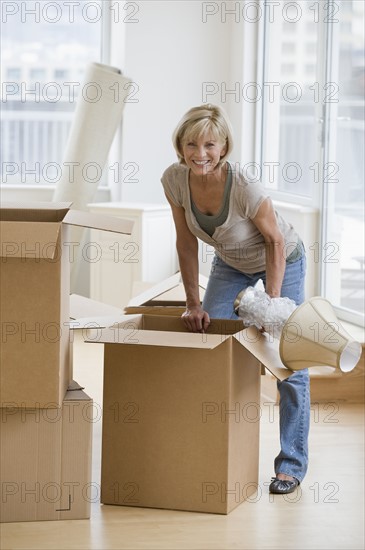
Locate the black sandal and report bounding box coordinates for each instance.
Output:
[269,476,300,494]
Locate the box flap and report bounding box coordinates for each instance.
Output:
[85,327,228,350]
[135,315,244,335]
[123,305,186,315]
[235,327,293,381]
[67,380,85,391]
[69,315,129,329]
[70,294,124,319]
[63,209,133,234]
[0,221,61,259]
[149,284,188,305]
[127,273,181,306]
[64,388,91,401]
[0,201,72,222]
[127,273,208,307]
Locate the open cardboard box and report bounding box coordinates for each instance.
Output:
[0,381,93,523]
[0,202,133,408]
[126,272,278,402]
[85,314,291,515]
[124,272,208,315]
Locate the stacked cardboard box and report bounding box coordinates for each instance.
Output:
[0,382,93,522]
[0,202,133,522]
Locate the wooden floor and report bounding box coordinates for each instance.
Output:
[1,332,364,550]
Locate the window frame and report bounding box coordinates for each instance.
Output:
[0,0,126,199]
[253,0,364,327]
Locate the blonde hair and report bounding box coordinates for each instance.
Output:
[172,104,234,165]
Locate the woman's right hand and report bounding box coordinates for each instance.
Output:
[182,305,210,333]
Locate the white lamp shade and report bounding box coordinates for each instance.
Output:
[279,297,362,373]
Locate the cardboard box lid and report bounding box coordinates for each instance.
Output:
[127,272,208,307]
[0,201,72,222]
[63,209,133,235]
[123,306,186,316]
[69,294,128,329]
[85,314,233,349]
[65,380,91,401]
[85,314,292,380]
[0,201,134,234]
[70,294,125,319]
[85,326,227,349]
[0,221,62,259]
[235,326,292,380]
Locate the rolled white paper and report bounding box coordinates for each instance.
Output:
[53,62,132,208]
[52,62,132,291]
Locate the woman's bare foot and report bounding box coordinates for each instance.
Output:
[276,473,295,481]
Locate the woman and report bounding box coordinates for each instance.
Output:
[161,104,310,495]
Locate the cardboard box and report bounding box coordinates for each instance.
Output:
[124,272,208,315]
[125,273,279,404]
[87,315,290,515]
[0,382,93,522]
[0,202,133,408]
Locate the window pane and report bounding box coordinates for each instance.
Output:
[1,0,102,186]
[324,0,364,318]
[261,1,320,198]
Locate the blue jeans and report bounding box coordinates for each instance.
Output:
[202,253,310,483]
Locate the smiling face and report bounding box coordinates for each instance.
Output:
[173,105,234,173]
[182,132,227,177]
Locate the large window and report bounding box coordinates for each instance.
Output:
[260,0,364,324]
[321,0,364,323]
[1,0,102,185]
[260,1,320,201]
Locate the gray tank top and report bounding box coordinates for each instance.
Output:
[191,167,232,237]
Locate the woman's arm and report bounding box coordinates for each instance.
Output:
[165,193,210,332]
[251,198,286,298]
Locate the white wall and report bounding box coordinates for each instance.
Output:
[119,0,238,204]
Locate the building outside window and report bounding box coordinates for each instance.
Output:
[260,0,364,323]
[1,0,102,186]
